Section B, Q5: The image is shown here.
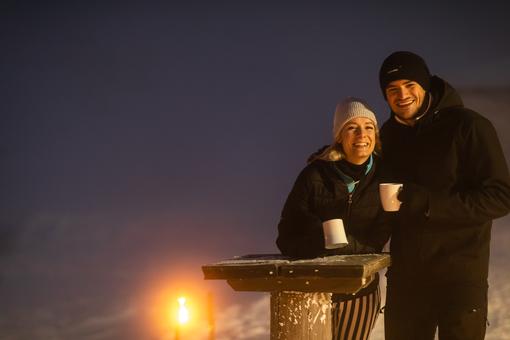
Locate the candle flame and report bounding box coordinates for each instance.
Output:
[177,297,189,324]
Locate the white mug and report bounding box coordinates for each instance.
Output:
[322,219,349,249]
[379,183,403,211]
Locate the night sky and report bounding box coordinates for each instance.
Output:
[1,2,510,339]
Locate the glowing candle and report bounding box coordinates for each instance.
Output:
[177,297,189,325]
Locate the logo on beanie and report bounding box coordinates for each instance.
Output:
[386,66,402,75]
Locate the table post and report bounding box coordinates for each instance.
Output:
[271,291,332,340]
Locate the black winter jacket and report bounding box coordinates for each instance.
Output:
[380,76,510,285]
[276,157,392,259]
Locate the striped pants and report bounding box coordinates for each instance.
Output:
[332,285,381,340]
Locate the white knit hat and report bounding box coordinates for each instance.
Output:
[333,97,378,139]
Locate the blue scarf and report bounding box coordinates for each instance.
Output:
[335,155,373,193]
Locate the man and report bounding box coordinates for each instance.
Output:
[378,51,510,340]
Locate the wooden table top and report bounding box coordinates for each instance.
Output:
[202,253,391,293]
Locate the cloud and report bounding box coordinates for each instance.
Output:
[60,307,137,340]
[215,295,270,340]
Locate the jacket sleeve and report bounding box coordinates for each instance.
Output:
[276,168,326,259]
[363,209,393,252]
[428,114,510,225]
[326,235,381,255]
[326,210,393,255]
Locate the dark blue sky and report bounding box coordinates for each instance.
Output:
[1,2,510,339]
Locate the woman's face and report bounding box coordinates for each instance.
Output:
[339,117,376,165]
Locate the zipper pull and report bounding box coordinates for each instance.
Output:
[347,193,353,218]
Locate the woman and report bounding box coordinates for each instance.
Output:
[276,97,392,340]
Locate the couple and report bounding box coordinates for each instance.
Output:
[276,51,510,340]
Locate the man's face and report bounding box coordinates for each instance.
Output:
[385,79,426,121]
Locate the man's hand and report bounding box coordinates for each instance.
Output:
[397,182,430,218]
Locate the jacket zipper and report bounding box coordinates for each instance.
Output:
[347,193,353,221]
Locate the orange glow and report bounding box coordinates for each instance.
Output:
[140,276,212,339]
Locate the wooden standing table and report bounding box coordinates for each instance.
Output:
[202,253,390,339]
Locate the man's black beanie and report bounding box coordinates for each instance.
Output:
[379,51,431,100]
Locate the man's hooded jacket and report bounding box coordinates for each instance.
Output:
[380,76,510,285]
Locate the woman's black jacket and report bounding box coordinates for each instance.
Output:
[276,156,392,259]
